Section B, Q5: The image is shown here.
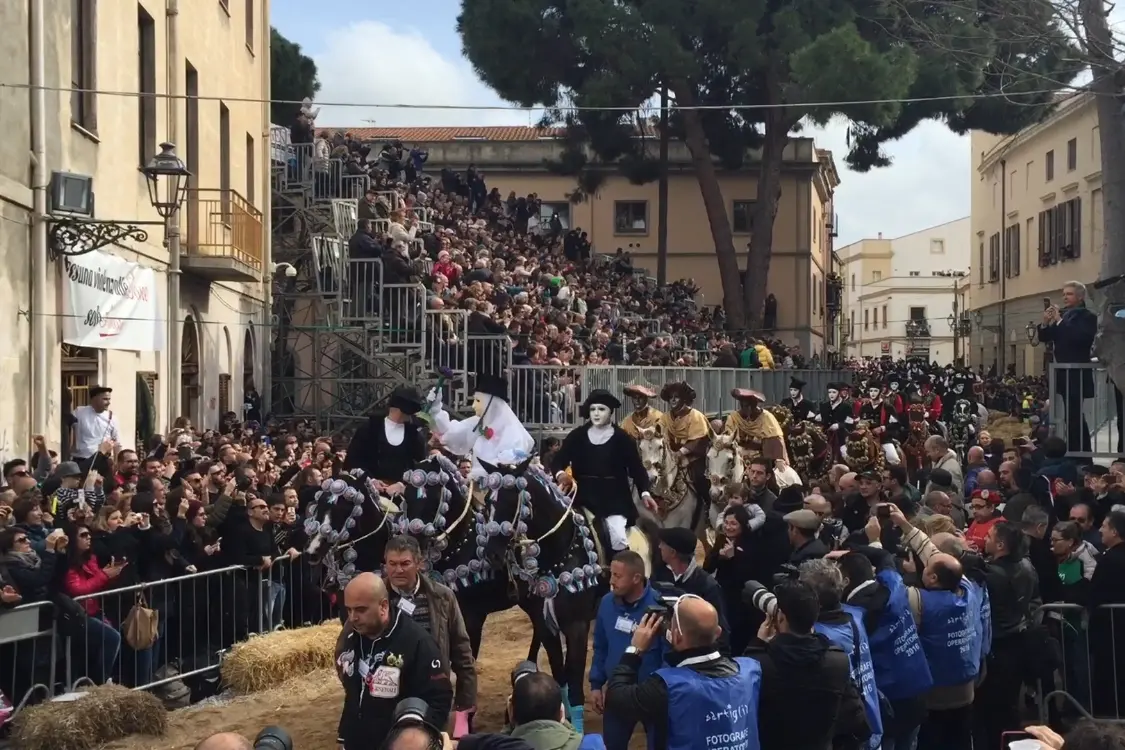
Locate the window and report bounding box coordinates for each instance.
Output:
[882,305,888,329]
[614,201,648,234]
[1026,217,1034,272]
[246,133,255,205]
[1045,150,1055,181]
[219,374,231,415]
[988,232,1001,282]
[71,0,98,132]
[1038,207,1056,266]
[539,202,570,230]
[910,307,926,321]
[850,310,855,338]
[978,241,985,285]
[909,271,920,277]
[137,5,157,167]
[1067,138,1077,171]
[220,103,231,217]
[850,274,855,292]
[185,62,199,182]
[1040,199,1082,265]
[864,309,869,331]
[873,306,879,328]
[813,275,819,310]
[1003,223,1021,278]
[930,238,945,254]
[732,200,756,233]
[872,270,882,282]
[245,0,254,51]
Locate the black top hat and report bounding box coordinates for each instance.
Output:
[474,372,509,401]
[582,389,621,411]
[388,385,424,415]
[789,377,806,390]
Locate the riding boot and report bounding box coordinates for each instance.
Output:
[569,705,585,733]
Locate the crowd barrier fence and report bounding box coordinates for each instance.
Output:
[0,558,339,722]
[1030,602,1125,723]
[1046,362,1120,460]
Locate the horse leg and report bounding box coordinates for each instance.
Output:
[526,633,541,664]
[561,616,592,732]
[461,600,488,660]
[522,598,567,697]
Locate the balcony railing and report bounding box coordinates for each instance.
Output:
[183,188,264,277]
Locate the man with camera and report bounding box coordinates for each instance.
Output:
[335,572,453,750]
[603,594,760,750]
[651,527,730,654]
[383,536,477,731]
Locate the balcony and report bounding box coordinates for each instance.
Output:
[182,188,264,282]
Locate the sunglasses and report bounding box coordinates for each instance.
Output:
[14,537,29,544]
[249,504,267,511]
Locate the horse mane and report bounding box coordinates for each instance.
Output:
[524,464,574,511]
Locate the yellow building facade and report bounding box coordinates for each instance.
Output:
[335,126,841,356]
[968,93,1104,375]
[0,0,272,459]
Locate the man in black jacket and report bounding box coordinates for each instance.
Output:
[1037,281,1097,456]
[744,579,870,750]
[604,596,748,750]
[650,527,731,654]
[334,573,453,750]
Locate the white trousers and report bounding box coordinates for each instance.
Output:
[882,443,901,465]
[605,515,628,550]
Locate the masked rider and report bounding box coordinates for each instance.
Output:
[343,385,428,498]
[816,382,855,454]
[619,383,664,439]
[780,377,818,423]
[918,374,944,423]
[856,382,903,465]
[659,381,712,502]
[724,389,788,463]
[552,390,657,552]
[884,374,906,415]
[942,374,980,428]
[427,372,536,483]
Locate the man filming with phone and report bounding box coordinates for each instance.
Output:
[1037,282,1097,458]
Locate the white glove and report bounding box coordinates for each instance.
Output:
[426,387,443,414]
[888,416,897,424]
[924,411,930,419]
[845,417,854,424]
[814,414,823,422]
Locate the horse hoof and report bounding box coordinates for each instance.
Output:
[569,705,584,733]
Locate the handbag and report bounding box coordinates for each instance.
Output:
[122,593,159,650]
[51,592,87,638]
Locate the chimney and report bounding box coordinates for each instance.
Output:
[877,232,883,240]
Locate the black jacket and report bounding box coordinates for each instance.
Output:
[650,565,732,655]
[1038,305,1097,390]
[604,646,739,750]
[334,610,453,750]
[745,632,870,750]
[985,554,1040,639]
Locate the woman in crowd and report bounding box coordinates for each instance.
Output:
[704,504,757,653]
[62,523,126,684]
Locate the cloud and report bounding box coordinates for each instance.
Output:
[309,20,969,244]
[311,20,536,129]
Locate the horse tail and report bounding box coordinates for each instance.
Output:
[636,515,665,575]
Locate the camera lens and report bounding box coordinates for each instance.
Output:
[255,726,293,750]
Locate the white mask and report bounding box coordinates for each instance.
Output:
[889,382,900,391]
[789,388,800,400]
[868,388,880,400]
[827,389,839,402]
[588,404,612,426]
[472,392,489,418]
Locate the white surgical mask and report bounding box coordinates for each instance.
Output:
[588,404,612,427]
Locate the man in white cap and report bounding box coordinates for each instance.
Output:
[427,372,535,481]
[553,389,658,552]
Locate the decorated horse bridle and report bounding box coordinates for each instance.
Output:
[302,469,393,588]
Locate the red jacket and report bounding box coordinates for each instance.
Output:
[63,558,110,617]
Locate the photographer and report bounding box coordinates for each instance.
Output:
[336,572,453,750]
[603,595,758,750]
[652,527,730,655]
[743,578,869,750]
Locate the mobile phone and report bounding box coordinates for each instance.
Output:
[1043,297,1053,310]
[1001,731,1040,749]
[876,504,892,520]
[177,445,192,462]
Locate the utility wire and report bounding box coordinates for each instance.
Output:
[0,81,1093,113]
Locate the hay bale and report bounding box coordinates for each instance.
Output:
[11,684,166,750]
[986,413,1029,443]
[221,620,343,694]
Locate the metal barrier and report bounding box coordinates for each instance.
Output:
[508,366,849,428]
[0,559,341,721]
[1047,362,1120,459]
[332,199,359,239]
[340,257,384,327]
[426,308,470,407]
[1031,602,1125,722]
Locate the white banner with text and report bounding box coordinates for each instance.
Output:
[63,251,163,351]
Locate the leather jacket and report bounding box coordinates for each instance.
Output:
[985,554,1040,639]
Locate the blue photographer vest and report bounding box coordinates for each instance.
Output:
[977,581,993,658]
[867,570,933,701]
[919,579,982,687]
[814,605,883,750]
[653,657,761,750]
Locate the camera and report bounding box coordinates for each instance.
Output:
[383,697,445,750]
[254,726,294,750]
[511,660,539,686]
[876,504,892,521]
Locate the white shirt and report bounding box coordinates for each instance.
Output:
[384,418,405,446]
[72,405,119,457]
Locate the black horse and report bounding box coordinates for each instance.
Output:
[396,453,534,658]
[476,457,608,727]
[302,470,396,613]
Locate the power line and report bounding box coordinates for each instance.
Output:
[0,81,1087,114]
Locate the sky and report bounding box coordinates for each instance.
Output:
[271,0,971,247]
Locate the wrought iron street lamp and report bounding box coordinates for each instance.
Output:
[142,142,191,220]
[1026,321,1040,347]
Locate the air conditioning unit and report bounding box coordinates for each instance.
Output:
[49,171,95,216]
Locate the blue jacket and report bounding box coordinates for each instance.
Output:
[590,586,666,690]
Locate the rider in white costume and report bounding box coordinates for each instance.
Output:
[427,372,536,479]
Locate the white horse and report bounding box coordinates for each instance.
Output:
[635,425,702,534]
[706,435,744,531]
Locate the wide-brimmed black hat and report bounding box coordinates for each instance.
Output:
[388,385,424,415]
[474,372,509,401]
[581,389,621,412]
[789,377,806,390]
[661,381,696,403]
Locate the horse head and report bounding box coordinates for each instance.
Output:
[476,457,600,597]
[767,405,792,432]
[302,470,394,588]
[706,434,743,502]
[636,426,666,485]
[908,403,927,424]
[787,420,827,474]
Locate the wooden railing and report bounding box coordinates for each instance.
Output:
[184,188,264,271]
